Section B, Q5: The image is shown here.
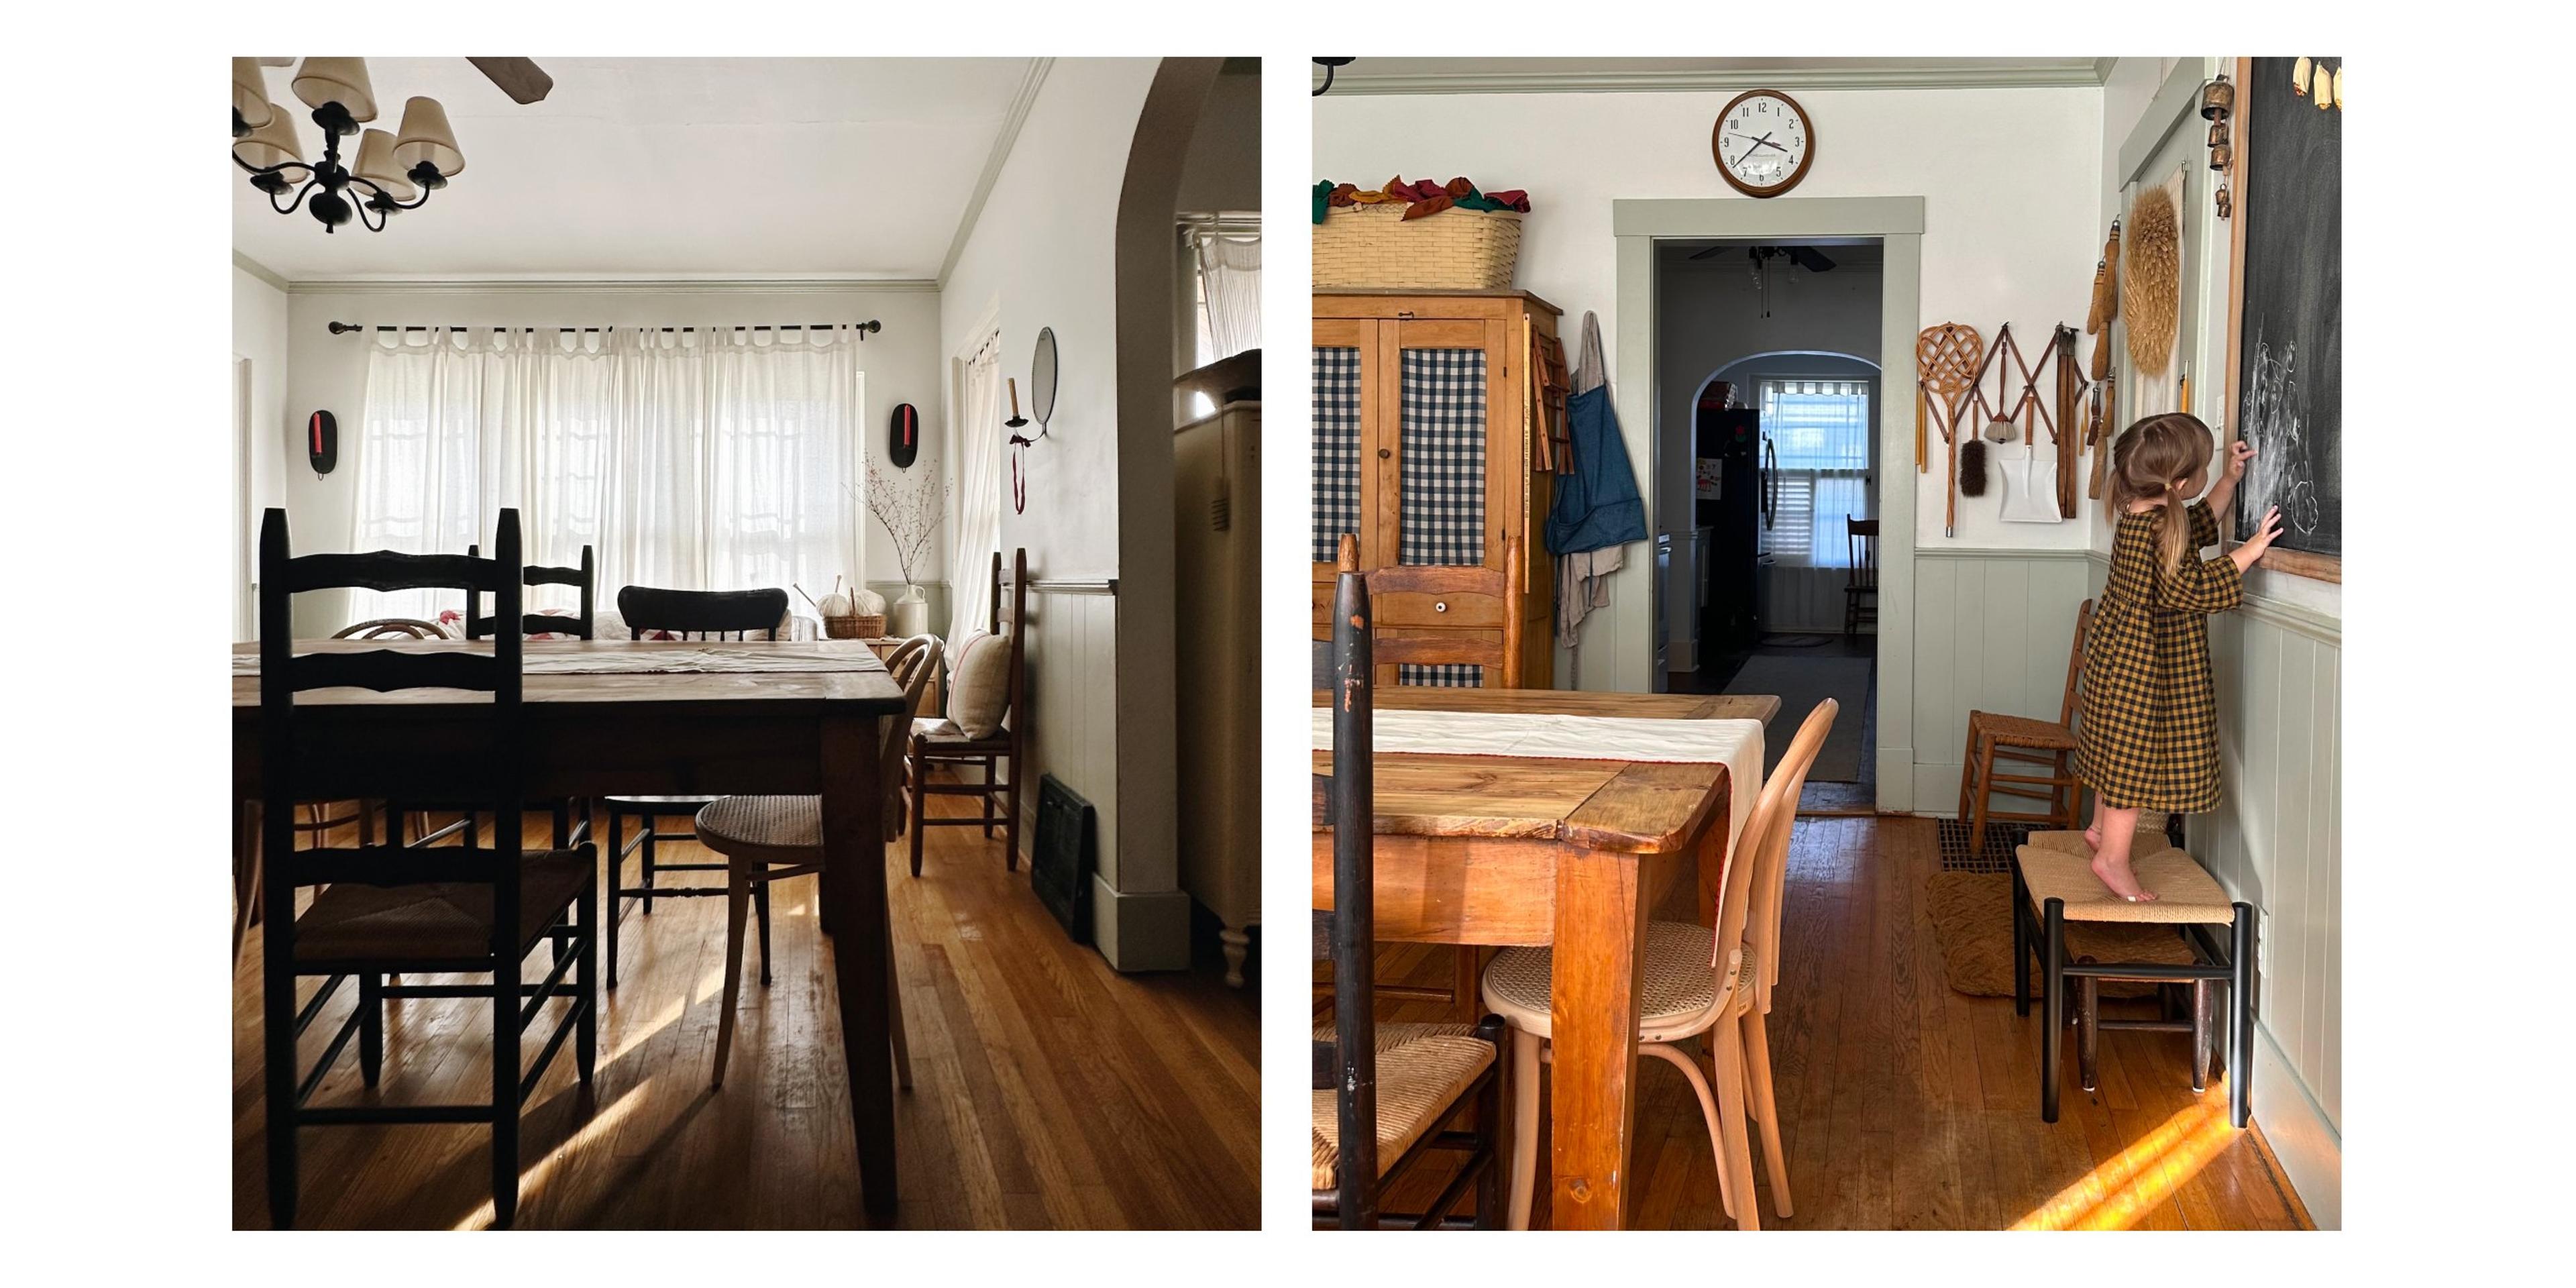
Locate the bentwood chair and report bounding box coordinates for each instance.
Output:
[1958,598,2094,863]
[1843,517,1879,638]
[694,634,938,1089]
[600,586,791,986]
[906,551,1025,876]
[1312,557,1507,1230]
[1483,698,1838,1230]
[255,507,596,1230]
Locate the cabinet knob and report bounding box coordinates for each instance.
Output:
[1434,601,1448,614]
[1377,447,1391,460]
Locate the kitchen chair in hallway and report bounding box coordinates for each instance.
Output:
[1312,555,1506,1230]
[906,550,1026,876]
[254,507,597,1230]
[1481,698,1837,1230]
[1958,598,2094,862]
[600,585,790,987]
[1843,517,1878,638]
[693,634,938,1089]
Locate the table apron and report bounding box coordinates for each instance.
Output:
[232,711,843,800]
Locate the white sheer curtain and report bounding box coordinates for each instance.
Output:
[351,325,865,627]
[1758,378,1872,569]
[1194,229,1261,360]
[947,333,1004,661]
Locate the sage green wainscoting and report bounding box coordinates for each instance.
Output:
[865,580,950,640]
[1903,547,2095,812]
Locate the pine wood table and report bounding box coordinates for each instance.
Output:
[1310,689,1767,1228]
[231,638,910,1218]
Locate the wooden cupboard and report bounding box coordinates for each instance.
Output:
[1175,400,1260,987]
[1309,289,1560,689]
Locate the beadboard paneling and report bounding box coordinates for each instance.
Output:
[1018,587,1120,904]
[1909,549,2094,809]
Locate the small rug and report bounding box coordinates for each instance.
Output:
[1723,654,1872,782]
[1924,870,2195,1000]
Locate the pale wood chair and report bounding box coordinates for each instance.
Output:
[1481,698,1838,1230]
[1311,556,1505,1229]
[694,635,938,1089]
[1843,517,1878,637]
[1958,598,2094,862]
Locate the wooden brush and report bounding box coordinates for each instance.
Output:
[1960,438,1988,496]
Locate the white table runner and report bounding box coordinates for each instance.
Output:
[232,645,882,676]
[1311,707,1765,853]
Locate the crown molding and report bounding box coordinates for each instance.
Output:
[1321,62,2110,97]
[232,251,290,291]
[938,56,1053,290]
[284,277,938,296]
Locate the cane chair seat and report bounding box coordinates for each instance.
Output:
[1481,921,1749,1042]
[694,794,826,867]
[1968,711,2078,750]
[2015,833,2235,925]
[293,849,592,966]
[605,794,720,806]
[1308,1021,1495,1190]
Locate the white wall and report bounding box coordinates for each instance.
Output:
[276,284,943,637]
[232,263,292,641]
[1315,85,2104,560]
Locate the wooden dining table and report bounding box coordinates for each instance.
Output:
[1310,685,1778,1229]
[231,637,910,1218]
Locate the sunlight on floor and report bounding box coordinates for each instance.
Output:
[2011,1099,2242,1230]
[451,1077,647,1231]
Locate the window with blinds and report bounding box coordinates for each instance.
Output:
[1758,378,1871,568]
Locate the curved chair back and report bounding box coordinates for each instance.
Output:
[615,586,790,641]
[886,633,939,688]
[1723,699,1839,1014]
[333,617,451,641]
[879,644,936,841]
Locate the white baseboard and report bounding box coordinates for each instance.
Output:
[2251,1022,2341,1228]
[1089,877,1192,972]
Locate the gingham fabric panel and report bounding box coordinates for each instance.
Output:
[1311,346,1362,564]
[1397,347,1488,687]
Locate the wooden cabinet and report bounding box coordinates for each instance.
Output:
[1309,289,1559,688]
[1175,400,1260,986]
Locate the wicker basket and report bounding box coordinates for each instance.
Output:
[824,613,884,640]
[1313,204,1522,290]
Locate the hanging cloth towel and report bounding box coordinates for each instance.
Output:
[1547,311,1649,647]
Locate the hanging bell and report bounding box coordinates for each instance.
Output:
[2200,74,2235,120]
[2291,57,2312,97]
[2208,120,2230,148]
[2210,143,2234,172]
[2214,185,2233,219]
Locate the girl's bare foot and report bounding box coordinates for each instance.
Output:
[2084,823,2104,851]
[2090,852,2158,902]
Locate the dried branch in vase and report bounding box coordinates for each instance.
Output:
[862,464,948,589]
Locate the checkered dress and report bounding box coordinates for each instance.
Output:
[2074,502,2243,812]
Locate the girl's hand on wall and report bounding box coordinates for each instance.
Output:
[2228,505,2283,573]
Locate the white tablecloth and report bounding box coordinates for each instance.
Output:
[1311,707,1765,854]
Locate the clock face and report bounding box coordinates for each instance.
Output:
[1713,90,1815,197]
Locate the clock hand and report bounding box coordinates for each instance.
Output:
[1754,136,1790,154]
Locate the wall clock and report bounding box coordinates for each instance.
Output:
[1712,89,1815,198]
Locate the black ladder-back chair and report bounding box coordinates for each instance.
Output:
[257,506,597,1229]
[906,549,1026,876]
[1311,561,1507,1230]
[407,545,601,849]
[602,584,791,988]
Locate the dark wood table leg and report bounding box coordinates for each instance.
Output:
[820,711,896,1220]
[1546,848,1649,1230]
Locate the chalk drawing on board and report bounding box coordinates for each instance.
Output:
[2237,325,2321,539]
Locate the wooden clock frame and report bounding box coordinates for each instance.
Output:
[1711,88,1817,199]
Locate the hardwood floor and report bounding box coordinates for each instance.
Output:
[232,784,1259,1229]
[1361,814,2311,1230]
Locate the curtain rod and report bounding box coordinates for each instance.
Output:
[327,319,881,336]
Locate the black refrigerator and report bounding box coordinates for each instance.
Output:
[1694,400,1771,657]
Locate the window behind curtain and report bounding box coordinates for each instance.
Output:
[1758,378,1871,568]
[1187,218,1260,419]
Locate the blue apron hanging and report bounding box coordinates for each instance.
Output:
[1544,386,1647,556]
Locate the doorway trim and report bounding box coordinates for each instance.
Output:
[1613,195,1925,812]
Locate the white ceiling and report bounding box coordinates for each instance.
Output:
[233,58,1036,282]
[1317,56,2108,93]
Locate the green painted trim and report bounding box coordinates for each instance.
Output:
[1322,61,2110,96]
[2118,58,2217,187]
[938,57,1053,289]
[287,277,938,294]
[232,251,290,291]
[1915,546,2096,561]
[1614,195,1925,239]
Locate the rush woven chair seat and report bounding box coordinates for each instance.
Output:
[600,584,792,987]
[1308,1021,1496,1192]
[694,635,936,1089]
[1483,698,1839,1230]
[2011,831,2255,1128]
[1959,598,2095,862]
[253,506,597,1230]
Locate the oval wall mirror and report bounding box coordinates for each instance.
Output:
[1031,327,1059,432]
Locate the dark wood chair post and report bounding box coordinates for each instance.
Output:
[1329,557,1378,1228]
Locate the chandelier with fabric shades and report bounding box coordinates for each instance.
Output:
[231,58,466,233]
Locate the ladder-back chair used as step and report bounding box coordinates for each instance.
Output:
[599,585,791,987]
[1481,698,1837,1230]
[255,507,597,1230]
[693,634,938,1089]
[906,550,1026,875]
[1959,598,2094,862]
[1312,555,1506,1230]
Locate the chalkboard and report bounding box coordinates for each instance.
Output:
[2231,56,2341,561]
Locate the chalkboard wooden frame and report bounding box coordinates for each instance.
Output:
[2222,55,2341,584]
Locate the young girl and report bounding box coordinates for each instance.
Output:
[2073,413,2284,902]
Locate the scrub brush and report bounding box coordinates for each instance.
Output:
[1959,438,1988,496]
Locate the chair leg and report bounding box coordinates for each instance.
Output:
[1474,1030,1505,1230]
[714,863,751,1089]
[2078,973,2100,1093]
[491,943,521,1228]
[639,822,657,915]
[2191,979,2214,1094]
[605,810,623,990]
[577,868,598,1085]
[2229,903,2255,1128]
[908,749,928,878]
[358,972,384,1087]
[1002,755,1021,871]
[1966,737,1998,865]
[754,878,774,988]
[1452,947,1479,1020]
[2041,898,2066,1123]
[262,849,299,1229]
[886,934,912,1091]
[1506,1027,1542,1231]
[1741,1008,1792,1218]
[1648,1040,1755,1229]
[1957,720,1981,822]
[2010,860,2031,1016]
[981,756,997,837]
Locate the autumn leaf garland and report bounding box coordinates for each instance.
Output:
[1313,176,1532,224]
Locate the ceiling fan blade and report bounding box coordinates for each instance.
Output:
[1787,246,1837,272]
[468,57,553,104]
[1688,244,1726,261]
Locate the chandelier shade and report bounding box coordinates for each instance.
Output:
[233,107,305,170]
[232,59,274,129]
[352,129,418,202]
[292,57,378,123]
[391,96,464,177]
